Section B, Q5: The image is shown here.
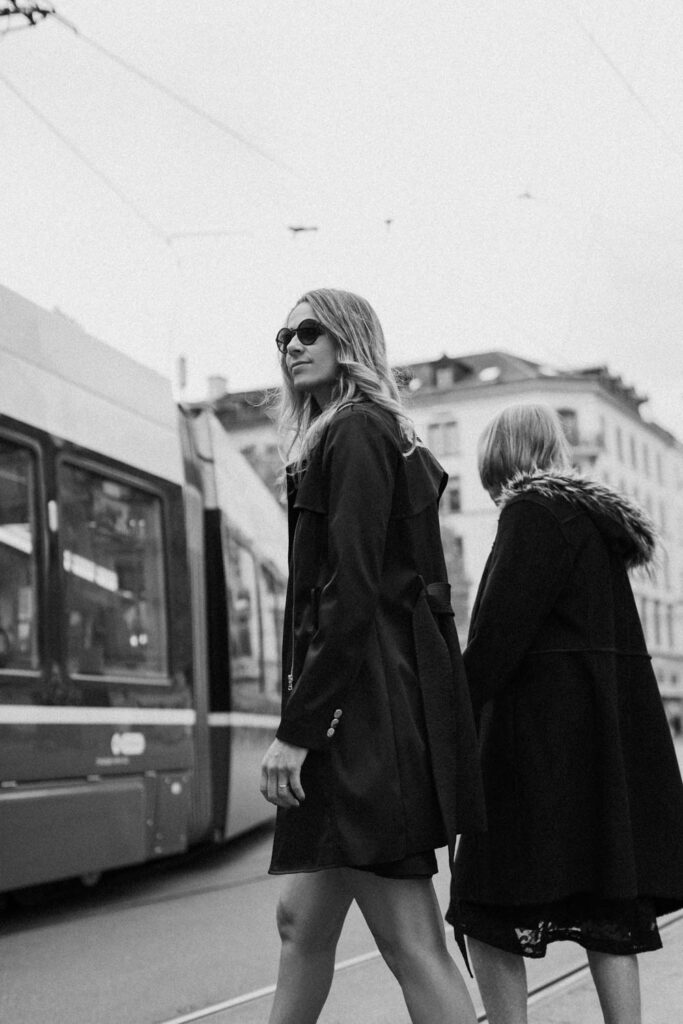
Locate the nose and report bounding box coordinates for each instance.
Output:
[286,334,304,357]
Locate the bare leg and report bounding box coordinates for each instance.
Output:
[343,868,477,1024]
[467,936,527,1024]
[268,869,353,1024]
[587,950,641,1024]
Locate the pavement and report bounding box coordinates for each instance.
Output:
[527,911,683,1024]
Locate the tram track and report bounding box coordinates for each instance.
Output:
[155,909,683,1024]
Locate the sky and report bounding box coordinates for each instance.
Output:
[1,0,683,438]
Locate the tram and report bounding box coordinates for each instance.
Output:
[0,284,286,892]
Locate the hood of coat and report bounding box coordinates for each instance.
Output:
[499,469,656,569]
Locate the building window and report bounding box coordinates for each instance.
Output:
[639,597,648,642]
[444,477,461,513]
[427,420,459,456]
[629,435,637,469]
[653,600,661,647]
[666,604,674,649]
[656,451,663,485]
[642,443,650,477]
[599,415,607,451]
[557,408,579,445]
[615,426,624,462]
[435,366,454,389]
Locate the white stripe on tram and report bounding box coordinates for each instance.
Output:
[208,712,280,729]
[0,706,196,726]
[0,707,280,728]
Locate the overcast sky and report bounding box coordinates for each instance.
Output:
[2,0,683,437]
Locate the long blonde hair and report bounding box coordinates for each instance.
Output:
[478,403,571,497]
[276,288,415,471]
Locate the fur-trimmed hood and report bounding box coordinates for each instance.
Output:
[498,469,656,569]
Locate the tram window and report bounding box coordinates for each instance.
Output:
[0,440,39,671]
[261,566,286,706]
[59,465,168,680]
[223,529,284,714]
[224,532,261,695]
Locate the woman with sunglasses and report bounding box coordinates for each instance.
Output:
[260,288,485,1024]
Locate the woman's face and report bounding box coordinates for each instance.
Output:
[284,302,339,408]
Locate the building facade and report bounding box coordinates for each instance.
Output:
[205,351,683,730]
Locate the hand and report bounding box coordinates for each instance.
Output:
[260,739,308,808]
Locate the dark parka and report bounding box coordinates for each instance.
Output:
[270,403,485,873]
[452,470,683,915]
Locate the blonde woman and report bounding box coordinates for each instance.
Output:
[451,403,683,1024]
[260,288,484,1024]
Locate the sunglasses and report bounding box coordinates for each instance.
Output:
[276,319,326,354]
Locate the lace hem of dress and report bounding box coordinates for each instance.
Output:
[460,894,662,958]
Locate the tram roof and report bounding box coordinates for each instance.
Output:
[0,284,182,484]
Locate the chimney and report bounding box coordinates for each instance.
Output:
[207,374,228,402]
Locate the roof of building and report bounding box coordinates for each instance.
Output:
[396,349,649,411]
[202,349,680,444]
[192,386,275,426]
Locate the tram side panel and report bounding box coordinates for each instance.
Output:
[0,416,198,891]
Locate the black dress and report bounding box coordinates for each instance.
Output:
[450,470,683,957]
[460,895,661,958]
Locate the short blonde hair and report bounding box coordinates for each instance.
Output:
[478,403,571,496]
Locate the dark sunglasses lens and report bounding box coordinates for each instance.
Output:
[297,326,319,345]
[276,328,293,352]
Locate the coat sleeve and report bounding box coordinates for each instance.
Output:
[464,498,574,717]
[276,412,396,750]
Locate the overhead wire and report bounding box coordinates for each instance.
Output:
[49,11,302,182]
[0,68,172,243]
[559,0,683,163]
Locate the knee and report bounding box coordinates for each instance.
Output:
[376,930,447,983]
[275,894,300,944]
[275,894,339,954]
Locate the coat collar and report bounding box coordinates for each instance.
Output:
[499,469,656,569]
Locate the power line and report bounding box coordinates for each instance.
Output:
[0,69,171,243]
[50,14,302,181]
[560,1,683,162]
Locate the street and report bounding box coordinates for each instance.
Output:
[0,827,586,1024]
[2,739,682,1024]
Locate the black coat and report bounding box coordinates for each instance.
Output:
[453,470,683,914]
[270,403,485,873]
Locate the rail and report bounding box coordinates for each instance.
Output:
[157,907,683,1024]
